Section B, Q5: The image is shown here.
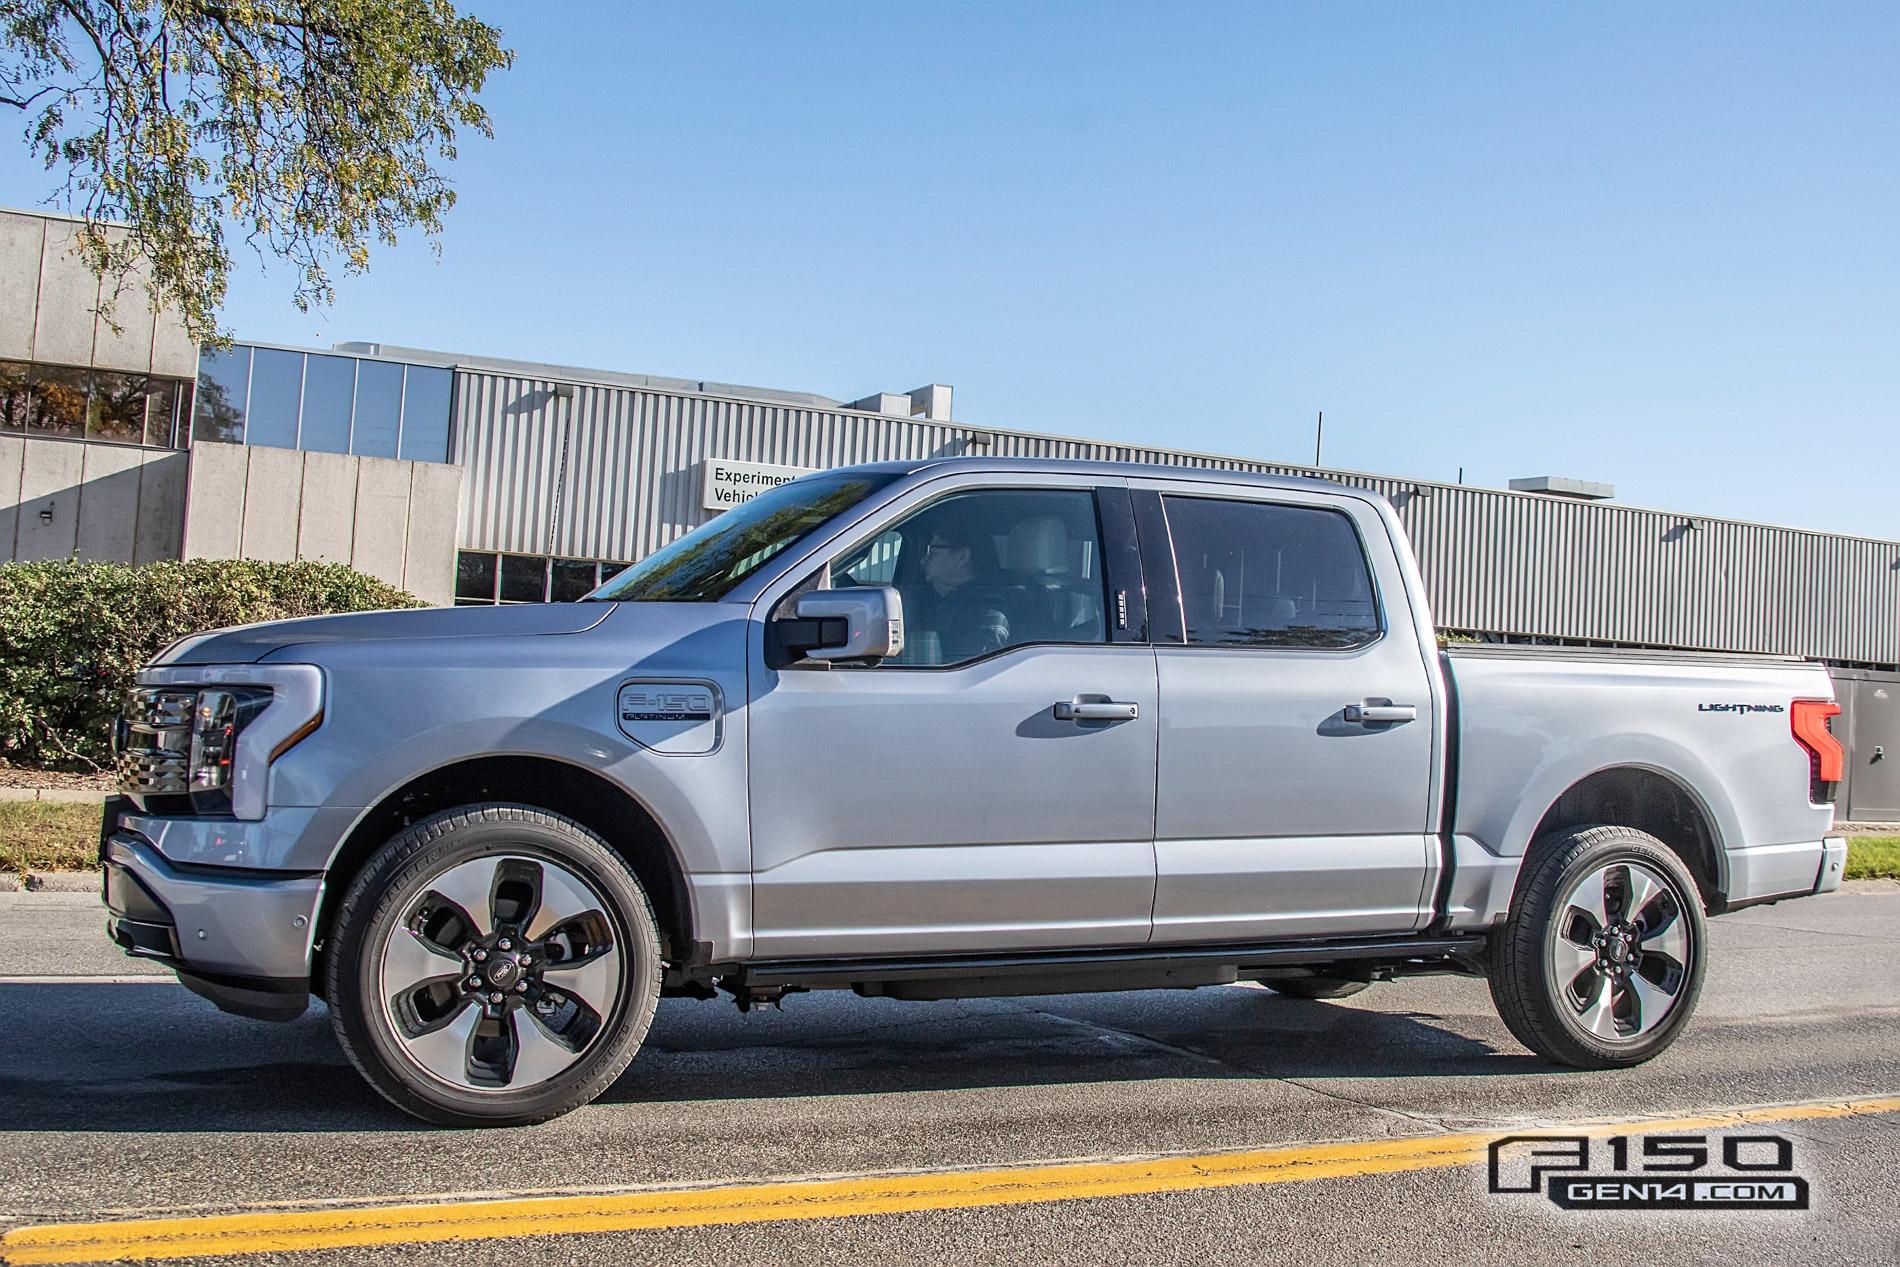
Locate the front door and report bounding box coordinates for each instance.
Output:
[746,477,1159,958]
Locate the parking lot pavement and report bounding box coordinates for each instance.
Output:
[1,886,1896,1264]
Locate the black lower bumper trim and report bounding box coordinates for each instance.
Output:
[175,967,309,1022]
[107,915,182,961]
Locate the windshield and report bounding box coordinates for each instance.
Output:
[586,470,900,602]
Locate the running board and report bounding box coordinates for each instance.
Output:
[725,933,1488,1001]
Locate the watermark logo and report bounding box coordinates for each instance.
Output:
[1488,1132,1808,1211]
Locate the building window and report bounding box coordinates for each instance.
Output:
[454,551,498,604]
[352,359,403,459]
[299,354,356,454]
[244,347,303,449]
[549,558,599,602]
[26,365,90,437]
[0,359,191,448]
[453,552,634,605]
[191,343,455,463]
[399,366,453,463]
[193,345,249,443]
[499,554,547,604]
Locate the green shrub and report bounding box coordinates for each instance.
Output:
[0,559,425,770]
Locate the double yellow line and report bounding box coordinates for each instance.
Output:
[7,1094,1896,1264]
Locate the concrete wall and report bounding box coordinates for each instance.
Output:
[0,434,187,564]
[0,208,198,568]
[0,205,197,377]
[181,442,460,605]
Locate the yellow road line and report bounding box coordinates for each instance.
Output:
[7,1094,1897,1265]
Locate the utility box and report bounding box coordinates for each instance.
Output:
[1830,668,1900,822]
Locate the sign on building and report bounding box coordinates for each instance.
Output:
[701,458,813,511]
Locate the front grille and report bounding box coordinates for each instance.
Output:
[116,688,198,796]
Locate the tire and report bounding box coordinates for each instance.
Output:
[1488,824,1707,1069]
[1265,977,1369,1000]
[325,804,662,1126]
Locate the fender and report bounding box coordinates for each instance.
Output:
[1471,731,1738,886]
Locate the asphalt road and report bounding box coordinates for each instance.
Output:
[2,885,1897,1265]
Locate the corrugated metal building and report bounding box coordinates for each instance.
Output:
[404,345,1897,663]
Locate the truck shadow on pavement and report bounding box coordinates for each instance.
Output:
[0,980,1562,1133]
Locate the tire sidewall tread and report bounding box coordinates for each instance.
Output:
[323,803,662,1127]
[1488,823,1708,1069]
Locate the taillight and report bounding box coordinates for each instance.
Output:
[1791,699,1844,805]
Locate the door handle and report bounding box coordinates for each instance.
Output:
[1344,702,1417,724]
[1054,696,1140,722]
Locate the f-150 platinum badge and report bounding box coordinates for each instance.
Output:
[616,680,722,754]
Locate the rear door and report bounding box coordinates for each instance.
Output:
[1132,479,1441,941]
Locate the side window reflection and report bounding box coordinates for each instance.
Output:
[828,488,1107,667]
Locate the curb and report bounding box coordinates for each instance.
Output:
[0,870,100,893]
[0,787,110,804]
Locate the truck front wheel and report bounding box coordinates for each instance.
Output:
[325,805,662,1126]
[1489,825,1707,1069]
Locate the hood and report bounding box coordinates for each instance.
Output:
[155,602,618,666]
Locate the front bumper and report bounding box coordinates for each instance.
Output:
[102,832,322,1021]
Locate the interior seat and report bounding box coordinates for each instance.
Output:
[1005,516,1104,642]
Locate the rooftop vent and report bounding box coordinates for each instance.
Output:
[848,384,954,422]
[1509,475,1615,501]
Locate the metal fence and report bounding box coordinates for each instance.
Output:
[451,371,1899,668]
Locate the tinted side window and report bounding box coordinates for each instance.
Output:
[1163,496,1380,649]
[828,488,1108,667]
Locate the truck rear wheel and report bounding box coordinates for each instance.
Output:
[1488,825,1706,1069]
[325,805,661,1126]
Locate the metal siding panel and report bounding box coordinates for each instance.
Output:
[447,367,1899,665]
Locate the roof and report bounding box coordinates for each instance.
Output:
[845,454,1355,497]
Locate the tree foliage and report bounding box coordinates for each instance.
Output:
[0,1,513,340]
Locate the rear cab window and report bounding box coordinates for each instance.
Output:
[1161,495,1381,649]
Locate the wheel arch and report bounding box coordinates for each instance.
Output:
[312,755,697,972]
[1530,765,1727,910]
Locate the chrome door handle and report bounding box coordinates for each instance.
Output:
[1054,697,1139,722]
[1344,702,1417,724]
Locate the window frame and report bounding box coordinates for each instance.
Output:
[1146,488,1389,654]
[772,479,1131,672]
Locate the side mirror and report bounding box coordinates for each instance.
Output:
[783,587,905,663]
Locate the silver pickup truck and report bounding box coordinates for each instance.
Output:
[103,458,1849,1125]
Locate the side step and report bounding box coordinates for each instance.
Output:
[723,934,1487,1002]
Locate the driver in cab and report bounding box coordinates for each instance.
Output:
[906,521,1011,664]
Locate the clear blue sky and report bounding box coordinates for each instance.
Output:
[8,2,1897,537]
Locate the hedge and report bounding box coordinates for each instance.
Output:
[0,559,425,771]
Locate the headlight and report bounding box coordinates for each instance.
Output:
[118,663,324,820]
[118,686,272,814]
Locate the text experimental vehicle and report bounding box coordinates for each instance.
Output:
[102,458,1849,1125]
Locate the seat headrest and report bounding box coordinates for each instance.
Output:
[1007,517,1071,575]
[1240,594,1298,631]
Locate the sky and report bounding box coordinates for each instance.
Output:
[5,2,1896,537]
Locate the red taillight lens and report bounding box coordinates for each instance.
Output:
[1791,699,1844,802]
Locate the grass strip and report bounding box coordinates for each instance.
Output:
[1845,834,1900,880]
[0,800,103,874]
